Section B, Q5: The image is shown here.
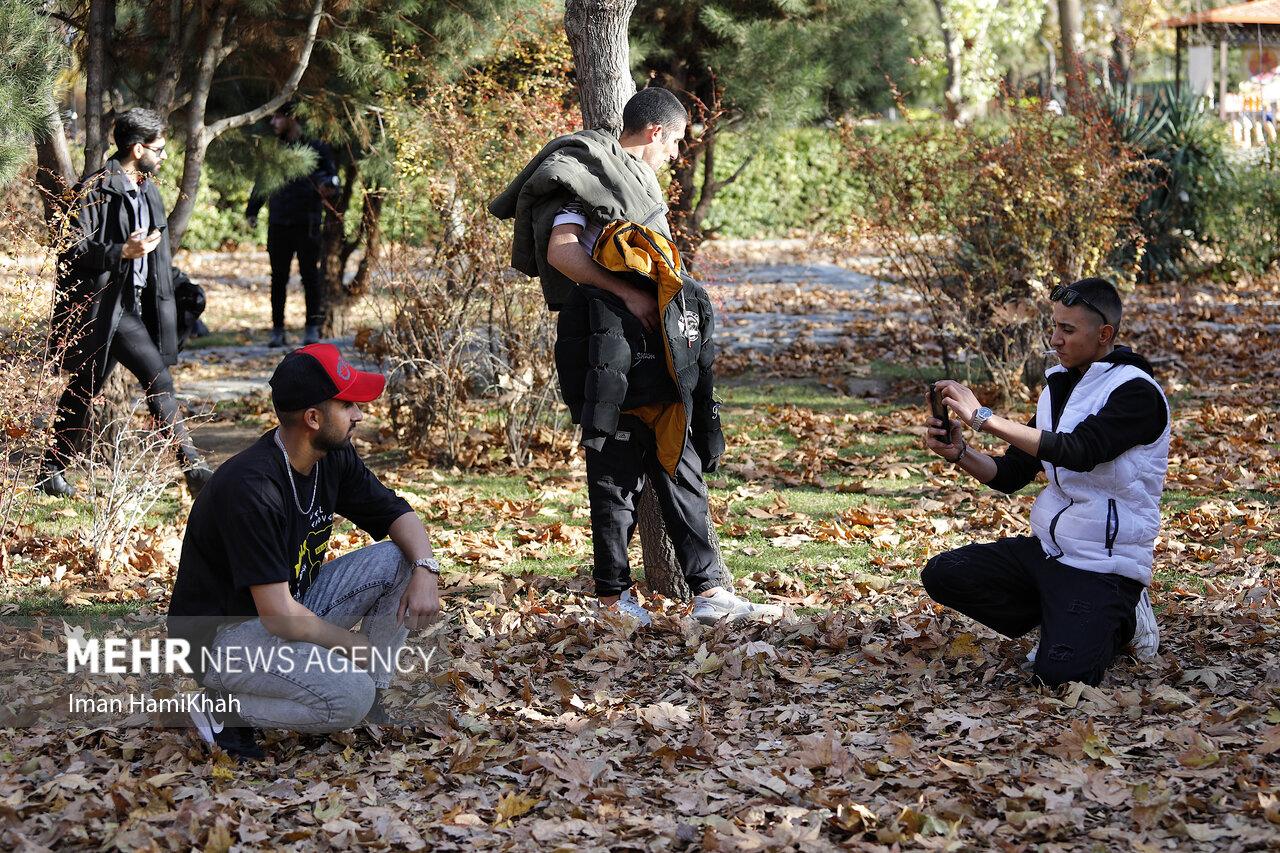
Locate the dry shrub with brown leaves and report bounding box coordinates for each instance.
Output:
[0,205,65,565]
[844,91,1149,401]
[0,194,204,581]
[368,46,578,468]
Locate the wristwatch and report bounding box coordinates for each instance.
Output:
[412,556,442,575]
[971,406,994,433]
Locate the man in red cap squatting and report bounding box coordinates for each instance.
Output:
[167,344,441,760]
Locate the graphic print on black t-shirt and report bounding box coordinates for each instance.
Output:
[292,509,333,600]
[168,431,414,663]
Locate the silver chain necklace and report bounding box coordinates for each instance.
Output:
[274,430,319,515]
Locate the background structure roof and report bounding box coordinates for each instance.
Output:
[1166,0,1280,28]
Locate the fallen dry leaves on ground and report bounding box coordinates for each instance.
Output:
[1,566,1277,852]
[2,244,1279,851]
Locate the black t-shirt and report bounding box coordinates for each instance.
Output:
[167,429,411,667]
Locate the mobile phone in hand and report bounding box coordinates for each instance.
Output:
[928,382,951,437]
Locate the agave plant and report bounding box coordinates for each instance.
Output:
[1104,84,1233,281]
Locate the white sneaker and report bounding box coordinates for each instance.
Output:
[597,588,652,626]
[1132,588,1159,661]
[689,588,784,626]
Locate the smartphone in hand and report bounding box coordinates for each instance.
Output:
[928,382,951,437]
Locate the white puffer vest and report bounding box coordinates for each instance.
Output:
[1028,362,1170,585]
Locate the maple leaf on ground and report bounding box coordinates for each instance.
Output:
[637,702,692,732]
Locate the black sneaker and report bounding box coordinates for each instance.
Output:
[190,689,264,761]
[36,468,77,499]
[183,462,214,499]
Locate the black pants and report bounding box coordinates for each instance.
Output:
[921,535,1142,687]
[585,416,718,598]
[267,222,324,329]
[50,310,192,466]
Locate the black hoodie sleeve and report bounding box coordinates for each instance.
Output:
[987,419,1045,494]
[1037,378,1167,471]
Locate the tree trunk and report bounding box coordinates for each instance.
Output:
[563,0,731,600]
[167,0,324,248]
[1058,0,1084,113]
[932,0,963,123]
[346,189,385,303]
[35,108,76,224]
[167,0,230,249]
[151,0,201,117]
[563,0,637,136]
[319,164,384,335]
[82,0,116,177]
[1110,8,1132,93]
[637,473,733,600]
[669,127,753,263]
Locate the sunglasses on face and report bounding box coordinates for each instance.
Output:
[1050,284,1112,326]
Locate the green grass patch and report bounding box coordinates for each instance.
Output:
[0,592,153,630]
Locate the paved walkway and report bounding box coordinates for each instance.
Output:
[174,335,369,405]
[175,255,902,402]
[705,261,907,355]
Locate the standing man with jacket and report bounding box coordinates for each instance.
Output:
[246,100,338,348]
[40,107,211,499]
[923,277,1167,686]
[490,87,780,626]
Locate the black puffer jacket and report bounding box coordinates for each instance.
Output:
[556,222,725,476]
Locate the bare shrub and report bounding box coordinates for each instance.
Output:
[369,40,578,467]
[843,90,1148,400]
[0,204,65,567]
[79,381,191,575]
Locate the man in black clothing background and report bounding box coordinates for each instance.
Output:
[246,100,338,348]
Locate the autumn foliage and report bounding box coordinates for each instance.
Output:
[844,92,1148,400]
[369,38,578,467]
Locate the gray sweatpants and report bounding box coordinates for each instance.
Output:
[203,541,411,733]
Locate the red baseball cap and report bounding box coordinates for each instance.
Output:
[269,343,386,411]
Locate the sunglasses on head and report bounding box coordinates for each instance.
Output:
[1049,284,1112,326]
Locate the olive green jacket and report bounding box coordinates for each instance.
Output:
[488,128,670,309]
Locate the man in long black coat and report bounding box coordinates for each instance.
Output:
[40,107,211,499]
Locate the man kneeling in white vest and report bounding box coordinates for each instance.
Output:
[922,278,1167,686]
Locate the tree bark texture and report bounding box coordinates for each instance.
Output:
[35,107,76,225]
[1058,0,1084,113]
[167,0,230,249]
[636,474,733,600]
[151,0,202,118]
[564,0,637,135]
[82,0,116,177]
